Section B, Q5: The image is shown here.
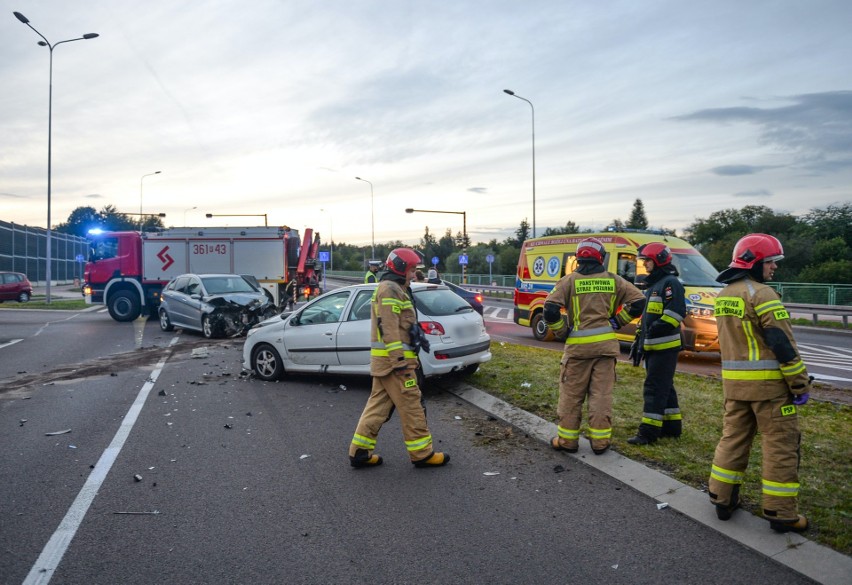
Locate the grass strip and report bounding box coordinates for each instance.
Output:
[466,340,851,555]
[1,298,89,310]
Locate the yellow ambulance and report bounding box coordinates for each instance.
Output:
[514,231,722,351]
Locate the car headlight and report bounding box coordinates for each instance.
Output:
[687,306,715,319]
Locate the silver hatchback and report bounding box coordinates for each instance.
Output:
[242,282,491,382]
[159,273,275,338]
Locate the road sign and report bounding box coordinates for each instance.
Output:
[431,256,439,266]
[318,251,330,263]
[459,254,468,265]
[486,254,494,263]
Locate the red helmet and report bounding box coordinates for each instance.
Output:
[729,234,784,269]
[385,248,421,276]
[576,237,605,263]
[638,242,672,267]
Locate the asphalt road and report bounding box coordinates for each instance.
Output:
[0,308,819,584]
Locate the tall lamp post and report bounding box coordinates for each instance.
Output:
[140,170,161,226]
[205,213,268,226]
[183,206,197,226]
[14,11,99,303]
[354,177,375,260]
[405,207,468,283]
[503,89,536,238]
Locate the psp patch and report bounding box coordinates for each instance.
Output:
[404,378,417,388]
[773,309,790,320]
[780,404,797,416]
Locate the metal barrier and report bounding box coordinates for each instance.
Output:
[0,220,88,285]
[786,303,851,328]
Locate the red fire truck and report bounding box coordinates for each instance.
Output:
[83,226,321,322]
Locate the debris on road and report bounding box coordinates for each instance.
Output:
[483,471,500,476]
[113,510,160,515]
[191,347,210,359]
[300,454,310,460]
[553,465,566,473]
[45,429,71,436]
[133,474,143,482]
[656,502,669,510]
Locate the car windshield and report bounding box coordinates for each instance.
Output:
[201,276,259,294]
[414,287,474,316]
[671,253,722,287]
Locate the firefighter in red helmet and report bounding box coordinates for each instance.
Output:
[709,234,811,533]
[348,247,449,468]
[544,237,646,454]
[627,242,686,446]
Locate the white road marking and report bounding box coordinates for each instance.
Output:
[33,313,80,337]
[0,338,23,350]
[23,335,180,585]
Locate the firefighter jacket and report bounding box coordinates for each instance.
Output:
[640,269,686,352]
[544,268,645,359]
[369,279,419,376]
[714,276,810,401]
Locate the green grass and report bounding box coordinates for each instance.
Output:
[466,341,852,555]
[1,298,89,310]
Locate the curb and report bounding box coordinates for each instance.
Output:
[442,381,852,585]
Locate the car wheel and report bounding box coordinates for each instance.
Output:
[159,309,174,332]
[108,291,141,322]
[17,291,31,303]
[531,312,555,342]
[202,315,219,339]
[252,343,284,381]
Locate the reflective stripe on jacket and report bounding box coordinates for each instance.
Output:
[370,280,419,376]
[714,277,809,400]
[544,270,644,358]
[641,272,685,352]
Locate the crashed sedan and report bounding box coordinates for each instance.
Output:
[158,273,276,338]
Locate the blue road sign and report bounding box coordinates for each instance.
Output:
[318,251,330,263]
[459,254,468,265]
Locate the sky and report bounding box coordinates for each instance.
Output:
[2,0,851,249]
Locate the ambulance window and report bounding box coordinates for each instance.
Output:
[617,253,637,283]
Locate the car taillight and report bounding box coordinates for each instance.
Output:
[474,294,483,303]
[420,321,445,336]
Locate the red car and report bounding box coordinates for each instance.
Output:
[0,271,33,303]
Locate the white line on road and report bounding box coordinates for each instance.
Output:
[33,314,81,337]
[23,335,180,585]
[0,338,23,350]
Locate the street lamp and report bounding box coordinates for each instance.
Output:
[405,207,468,283]
[354,177,375,260]
[503,89,536,238]
[205,213,268,227]
[183,206,197,226]
[14,11,99,303]
[320,208,334,272]
[140,170,161,223]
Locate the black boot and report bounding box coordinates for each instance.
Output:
[350,448,383,469]
[627,434,655,445]
[715,486,740,521]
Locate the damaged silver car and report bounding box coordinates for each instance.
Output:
[158,273,276,338]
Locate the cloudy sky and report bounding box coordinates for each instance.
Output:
[3,0,850,247]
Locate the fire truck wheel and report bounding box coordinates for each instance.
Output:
[159,308,174,332]
[202,315,221,339]
[252,343,284,381]
[108,291,141,322]
[531,312,555,342]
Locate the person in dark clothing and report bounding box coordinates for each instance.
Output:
[627,242,686,446]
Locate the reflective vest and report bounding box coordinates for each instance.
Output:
[641,272,685,352]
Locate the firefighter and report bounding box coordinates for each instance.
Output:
[364,260,381,283]
[708,234,812,533]
[544,237,646,455]
[349,248,450,469]
[627,242,686,445]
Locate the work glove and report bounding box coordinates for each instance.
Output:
[792,393,809,406]
[609,317,621,330]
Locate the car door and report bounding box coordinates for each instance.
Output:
[282,290,351,367]
[164,276,190,327]
[335,288,374,368]
[0,273,12,300]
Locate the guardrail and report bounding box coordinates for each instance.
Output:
[786,303,851,328]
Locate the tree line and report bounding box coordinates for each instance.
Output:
[55,201,851,284]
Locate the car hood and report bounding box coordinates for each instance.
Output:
[204,293,269,307]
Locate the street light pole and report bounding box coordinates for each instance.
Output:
[14,11,98,303]
[503,89,536,238]
[183,206,197,226]
[140,170,161,229]
[354,177,375,260]
[405,207,468,283]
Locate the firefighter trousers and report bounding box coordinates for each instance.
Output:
[709,395,802,521]
[349,369,434,462]
[555,356,616,452]
[638,349,681,440]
